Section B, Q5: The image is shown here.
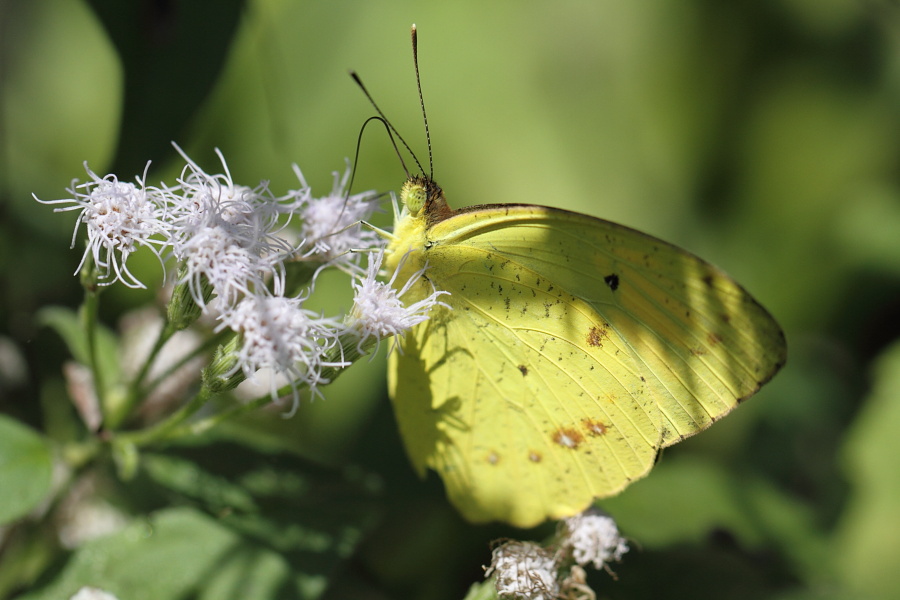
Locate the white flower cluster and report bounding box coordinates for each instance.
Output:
[37,163,169,289]
[561,512,629,570]
[485,511,628,599]
[35,146,447,408]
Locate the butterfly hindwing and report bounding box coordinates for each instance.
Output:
[389,267,661,526]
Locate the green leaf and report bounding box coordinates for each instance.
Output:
[834,340,900,599]
[0,416,53,525]
[600,455,771,547]
[195,544,292,600]
[141,453,257,513]
[19,507,238,600]
[136,444,384,598]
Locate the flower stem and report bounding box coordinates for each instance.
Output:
[115,385,215,448]
[131,321,174,394]
[105,321,174,430]
[140,329,229,404]
[114,331,378,447]
[81,287,107,421]
[166,332,377,439]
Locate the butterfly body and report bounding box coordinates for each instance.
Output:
[386,175,786,527]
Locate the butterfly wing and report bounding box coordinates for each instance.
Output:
[388,204,786,527]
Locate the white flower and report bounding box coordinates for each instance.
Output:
[166,146,298,306]
[291,163,381,270]
[347,251,449,352]
[175,224,274,307]
[560,512,629,570]
[486,541,560,600]
[170,146,286,241]
[217,294,348,412]
[34,162,168,288]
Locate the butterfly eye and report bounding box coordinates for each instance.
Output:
[401,179,428,215]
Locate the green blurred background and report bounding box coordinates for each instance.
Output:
[3,0,900,598]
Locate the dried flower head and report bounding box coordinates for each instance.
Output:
[486,540,560,600]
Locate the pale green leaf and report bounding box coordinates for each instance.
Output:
[19,507,238,600]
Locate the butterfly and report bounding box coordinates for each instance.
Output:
[373,27,786,528]
[381,172,786,527]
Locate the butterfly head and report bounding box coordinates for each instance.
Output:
[401,174,451,222]
[385,174,448,293]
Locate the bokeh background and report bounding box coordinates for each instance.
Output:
[3,0,900,598]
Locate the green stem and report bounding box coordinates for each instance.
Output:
[167,393,272,439]
[81,288,107,419]
[141,329,230,401]
[131,321,174,394]
[105,321,174,430]
[115,385,215,448]
[167,331,376,439]
[115,330,377,447]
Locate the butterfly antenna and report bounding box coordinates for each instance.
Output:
[322,115,405,253]
[352,115,411,182]
[350,71,426,177]
[411,24,434,180]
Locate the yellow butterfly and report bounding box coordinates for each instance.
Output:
[383,173,786,527]
[377,29,786,529]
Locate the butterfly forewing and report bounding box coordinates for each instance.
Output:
[430,206,785,438]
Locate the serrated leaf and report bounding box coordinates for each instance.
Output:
[0,416,53,525]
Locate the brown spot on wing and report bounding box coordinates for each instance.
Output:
[587,323,609,348]
[518,364,529,376]
[552,427,584,449]
[582,418,608,436]
[707,332,723,346]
